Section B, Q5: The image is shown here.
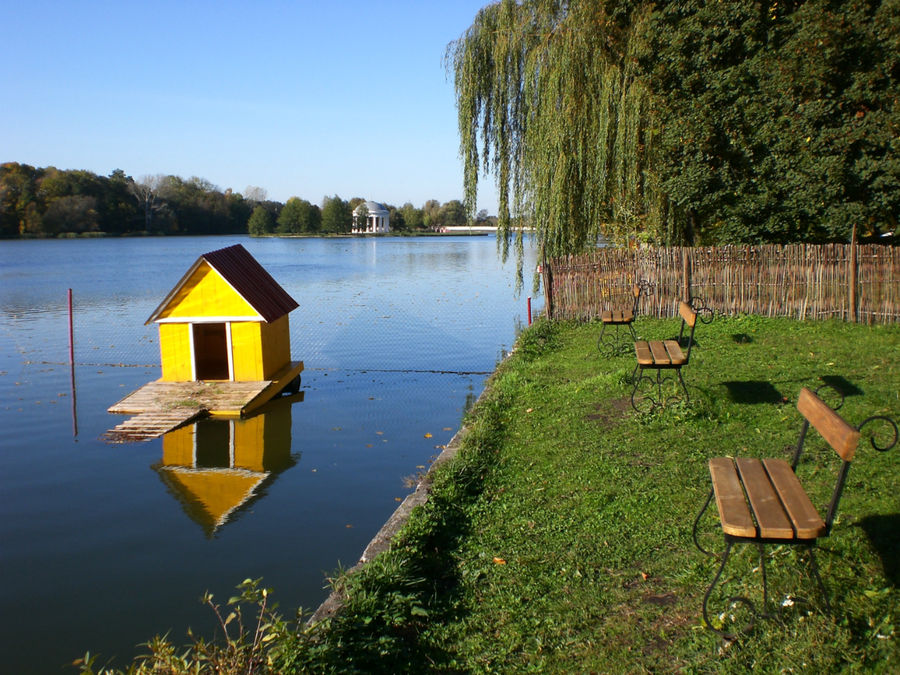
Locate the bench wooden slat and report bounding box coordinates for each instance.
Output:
[634,341,653,365]
[649,340,671,365]
[797,387,861,461]
[762,458,825,539]
[662,339,686,365]
[601,309,633,324]
[709,458,757,538]
[735,457,795,539]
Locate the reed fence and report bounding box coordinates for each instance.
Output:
[542,244,900,324]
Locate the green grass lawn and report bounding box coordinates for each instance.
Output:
[92,315,899,674]
[293,315,899,673]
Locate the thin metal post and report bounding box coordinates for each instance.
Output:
[67,288,74,365]
[68,289,78,437]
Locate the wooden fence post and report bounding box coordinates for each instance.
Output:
[542,260,554,320]
[849,224,858,323]
[682,248,692,303]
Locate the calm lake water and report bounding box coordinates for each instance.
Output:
[0,235,541,673]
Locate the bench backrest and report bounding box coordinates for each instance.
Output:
[677,301,699,363]
[627,279,650,315]
[793,387,862,535]
[678,300,698,327]
[630,284,641,314]
[796,388,860,461]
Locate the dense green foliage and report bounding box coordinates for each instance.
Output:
[320,195,354,233]
[0,163,253,237]
[448,0,900,257]
[277,197,322,234]
[248,205,277,235]
[93,315,899,673]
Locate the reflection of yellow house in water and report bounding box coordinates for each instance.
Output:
[154,397,297,536]
[147,243,300,383]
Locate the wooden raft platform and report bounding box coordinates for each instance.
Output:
[105,361,303,442]
[104,409,207,443]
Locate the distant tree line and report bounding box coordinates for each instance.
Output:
[248,195,488,236]
[0,162,485,238]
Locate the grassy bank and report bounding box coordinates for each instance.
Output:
[86,315,899,673]
[297,315,899,673]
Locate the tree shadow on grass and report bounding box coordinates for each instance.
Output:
[722,380,785,404]
[858,514,900,586]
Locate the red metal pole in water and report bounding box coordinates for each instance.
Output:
[68,288,78,437]
[68,288,75,365]
[527,296,532,325]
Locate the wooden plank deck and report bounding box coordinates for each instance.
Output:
[106,361,304,442]
[108,379,271,416]
[104,408,207,443]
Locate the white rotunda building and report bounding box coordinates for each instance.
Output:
[352,200,390,234]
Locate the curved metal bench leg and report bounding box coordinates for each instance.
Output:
[702,540,761,639]
[692,488,716,556]
[600,322,633,356]
[758,543,772,618]
[702,540,734,637]
[597,323,608,353]
[628,362,640,386]
[676,368,689,404]
[627,322,637,342]
[808,545,831,613]
[631,365,661,412]
[630,370,640,410]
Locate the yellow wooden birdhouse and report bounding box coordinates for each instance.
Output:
[146,243,299,384]
[105,244,303,438]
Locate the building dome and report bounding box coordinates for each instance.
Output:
[354,200,388,216]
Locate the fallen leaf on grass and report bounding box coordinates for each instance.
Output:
[493,557,507,565]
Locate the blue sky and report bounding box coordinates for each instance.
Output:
[1,0,499,214]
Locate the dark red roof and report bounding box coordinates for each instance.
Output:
[146,243,298,324]
[201,244,298,322]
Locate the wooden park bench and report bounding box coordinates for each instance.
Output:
[629,300,705,411]
[692,386,898,638]
[597,280,651,356]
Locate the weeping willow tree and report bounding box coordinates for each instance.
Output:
[446,0,674,274]
[450,0,900,266]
